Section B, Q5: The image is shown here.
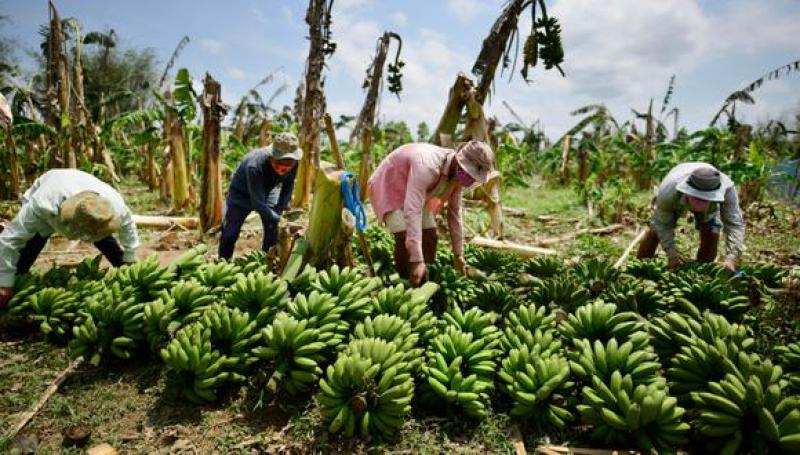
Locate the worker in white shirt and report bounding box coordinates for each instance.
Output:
[0,169,140,308]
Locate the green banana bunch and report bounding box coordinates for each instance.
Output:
[371,283,440,342]
[200,304,260,371]
[499,352,573,429]
[312,265,381,322]
[501,327,562,360]
[69,283,145,365]
[429,263,477,309]
[670,280,749,321]
[420,327,497,419]
[649,311,754,361]
[160,322,244,403]
[167,244,207,279]
[573,258,620,296]
[569,337,664,386]
[738,263,786,289]
[225,271,290,325]
[9,287,79,343]
[622,258,666,282]
[351,314,422,372]
[558,301,648,348]
[142,279,216,351]
[253,312,326,395]
[317,338,414,440]
[775,343,800,392]
[193,261,241,296]
[289,264,318,296]
[667,337,750,396]
[469,282,517,314]
[602,281,665,317]
[465,246,520,284]
[354,226,394,278]
[578,373,689,452]
[286,291,348,351]
[110,255,175,302]
[73,255,106,281]
[522,256,565,279]
[691,367,800,454]
[233,250,270,275]
[142,298,178,352]
[501,302,556,351]
[442,305,502,347]
[528,276,591,312]
[40,263,74,288]
[71,280,105,302]
[7,273,41,309]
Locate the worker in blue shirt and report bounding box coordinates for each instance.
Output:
[219,132,301,260]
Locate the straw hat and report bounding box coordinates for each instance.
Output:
[59,191,121,239]
[455,140,495,185]
[675,167,726,202]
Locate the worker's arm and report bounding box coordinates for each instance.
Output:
[720,185,745,262]
[117,207,140,263]
[0,203,44,288]
[651,191,679,260]
[274,165,298,215]
[403,165,435,263]
[247,165,281,226]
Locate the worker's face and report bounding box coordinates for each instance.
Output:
[270,158,297,176]
[686,195,711,212]
[454,164,477,189]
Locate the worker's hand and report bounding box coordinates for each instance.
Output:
[454,255,467,275]
[667,255,684,271]
[0,287,14,309]
[409,261,427,287]
[721,258,736,272]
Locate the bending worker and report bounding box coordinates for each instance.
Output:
[0,169,140,307]
[637,162,745,271]
[369,140,494,286]
[219,132,300,260]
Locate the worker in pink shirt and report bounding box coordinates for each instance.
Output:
[368,140,494,286]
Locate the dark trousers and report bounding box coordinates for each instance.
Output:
[16,234,126,276]
[218,203,279,261]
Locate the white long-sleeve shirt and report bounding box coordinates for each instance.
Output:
[651,162,745,261]
[0,169,139,287]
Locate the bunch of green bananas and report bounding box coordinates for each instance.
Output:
[289,264,318,296]
[110,255,175,302]
[40,264,74,288]
[234,250,270,275]
[501,327,562,360]
[286,291,348,351]
[225,271,290,325]
[372,283,440,342]
[522,256,565,279]
[499,349,573,429]
[73,255,106,281]
[9,287,79,343]
[737,263,785,289]
[775,343,800,391]
[465,246,520,284]
[578,373,689,452]
[573,258,620,296]
[69,283,144,365]
[160,322,245,403]
[142,279,216,352]
[528,276,590,312]
[442,305,501,347]
[469,282,517,314]
[690,366,800,454]
[623,258,666,282]
[667,337,751,396]
[602,281,665,317]
[253,313,326,395]
[558,301,648,348]
[351,314,422,372]
[166,244,207,279]
[501,302,556,350]
[649,311,753,361]
[354,226,394,278]
[669,279,750,321]
[429,264,477,309]
[193,261,241,296]
[312,265,381,322]
[7,273,41,309]
[317,338,414,440]
[569,337,663,386]
[420,327,497,419]
[200,304,260,371]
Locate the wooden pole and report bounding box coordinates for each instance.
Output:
[614,228,647,269]
[470,236,556,257]
[323,113,344,169]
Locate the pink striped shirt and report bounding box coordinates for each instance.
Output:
[368,143,463,263]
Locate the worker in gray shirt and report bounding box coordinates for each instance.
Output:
[637,162,745,271]
[218,132,301,260]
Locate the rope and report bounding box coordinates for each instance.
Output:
[340,171,368,232]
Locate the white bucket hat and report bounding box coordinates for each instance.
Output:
[675,166,726,202]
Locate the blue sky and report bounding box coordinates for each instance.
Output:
[4,0,800,140]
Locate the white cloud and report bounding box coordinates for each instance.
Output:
[226,67,248,80]
[338,0,372,9]
[446,0,489,22]
[391,11,408,27]
[199,38,225,55]
[252,7,268,25]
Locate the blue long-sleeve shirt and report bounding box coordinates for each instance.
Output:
[227,148,297,226]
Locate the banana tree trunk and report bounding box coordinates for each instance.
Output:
[48,1,74,168]
[292,0,329,208]
[258,115,271,147]
[358,126,372,202]
[24,139,38,184]
[304,161,353,268]
[639,99,654,190]
[164,90,190,212]
[431,73,473,145]
[350,31,395,146]
[3,129,20,199]
[559,135,571,184]
[199,74,226,232]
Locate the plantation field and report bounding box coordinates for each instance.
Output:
[1,179,799,454]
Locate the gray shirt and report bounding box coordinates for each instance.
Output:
[651,162,745,261]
